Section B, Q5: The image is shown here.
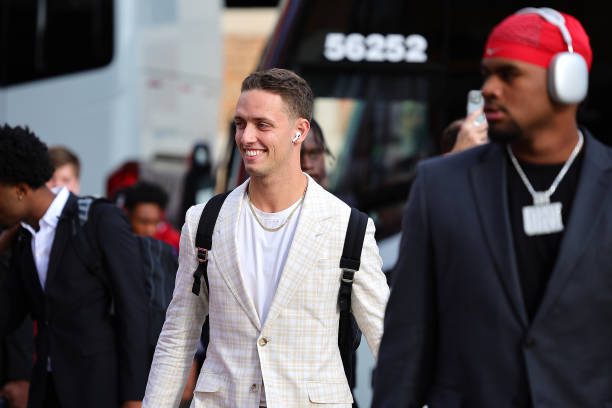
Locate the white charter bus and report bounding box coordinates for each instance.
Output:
[0,0,222,196]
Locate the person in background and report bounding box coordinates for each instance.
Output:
[178,142,216,228]
[120,180,180,383]
[440,107,489,154]
[301,119,358,208]
[373,8,612,407]
[300,118,332,188]
[0,124,148,408]
[46,146,80,194]
[123,181,180,252]
[122,182,172,240]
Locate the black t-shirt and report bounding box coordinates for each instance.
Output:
[506,147,584,321]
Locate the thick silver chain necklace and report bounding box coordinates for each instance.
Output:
[506,131,583,236]
[247,184,307,232]
[506,131,583,205]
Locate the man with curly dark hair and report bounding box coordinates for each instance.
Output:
[0,124,148,408]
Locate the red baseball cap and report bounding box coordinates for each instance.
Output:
[483,9,592,70]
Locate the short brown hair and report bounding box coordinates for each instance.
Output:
[241,68,313,121]
[48,146,80,178]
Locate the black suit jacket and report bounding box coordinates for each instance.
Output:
[0,194,148,408]
[373,131,612,408]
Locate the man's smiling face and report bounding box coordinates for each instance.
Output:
[234,89,299,179]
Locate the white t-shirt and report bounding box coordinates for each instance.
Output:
[237,191,303,406]
[237,191,302,325]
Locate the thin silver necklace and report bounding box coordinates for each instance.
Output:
[247,184,307,232]
[506,131,583,205]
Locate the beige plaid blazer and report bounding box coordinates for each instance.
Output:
[143,175,389,408]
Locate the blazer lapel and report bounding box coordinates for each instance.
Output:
[470,145,528,327]
[533,132,612,324]
[212,183,261,330]
[262,177,326,331]
[45,194,77,290]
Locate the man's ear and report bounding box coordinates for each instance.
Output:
[15,183,31,200]
[295,118,311,144]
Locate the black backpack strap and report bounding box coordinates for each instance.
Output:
[192,191,231,296]
[70,197,102,270]
[338,207,368,313]
[76,197,96,226]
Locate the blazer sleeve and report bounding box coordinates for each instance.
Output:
[143,205,209,408]
[350,217,390,359]
[93,203,149,402]
[0,247,30,339]
[3,316,34,381]
[372,166,437,408]
[0,250,32,387]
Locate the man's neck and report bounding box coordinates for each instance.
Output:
[248,172,308,213]
[510,124,581,165]
[23,187,57,231]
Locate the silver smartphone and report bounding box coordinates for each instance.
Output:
[467,90,487,126]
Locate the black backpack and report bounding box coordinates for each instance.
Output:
[70,197,178,363]
[191,192,368,387]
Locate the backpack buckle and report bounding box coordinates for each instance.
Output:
[341,269,355,283]
[196,247,208,263]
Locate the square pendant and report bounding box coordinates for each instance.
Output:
[522,202,564,236]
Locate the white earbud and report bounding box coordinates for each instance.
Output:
[291,132,301,144]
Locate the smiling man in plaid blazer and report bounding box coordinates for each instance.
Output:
[143,68,389,408]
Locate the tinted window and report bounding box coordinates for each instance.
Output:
[0,0,113,86]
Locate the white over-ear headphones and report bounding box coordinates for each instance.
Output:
[291,132,301,144]
[516,7,588,104]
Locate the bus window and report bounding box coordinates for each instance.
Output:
[1,0,113,87]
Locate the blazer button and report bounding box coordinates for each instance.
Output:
[249,383,258,393]
[258,337,268,347]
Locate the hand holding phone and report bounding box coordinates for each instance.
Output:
[467,90,487,126]
[447,90,488,154]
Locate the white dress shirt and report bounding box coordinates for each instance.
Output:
[21,186,70,290]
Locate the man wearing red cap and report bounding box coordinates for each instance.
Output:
[373,8,612,408]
